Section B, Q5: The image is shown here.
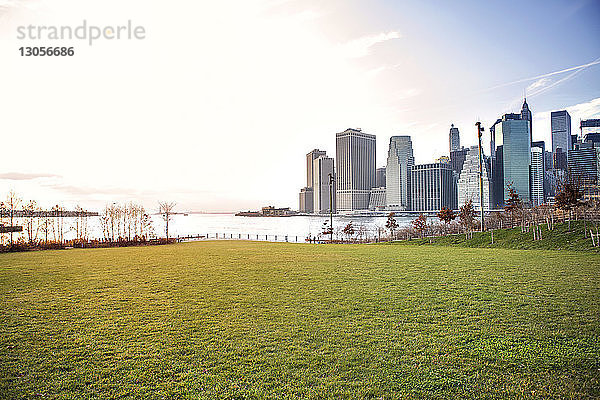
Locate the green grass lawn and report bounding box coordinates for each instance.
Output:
[1,241,599,399]
[396,221,600,252]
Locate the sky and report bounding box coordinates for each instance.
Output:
[0,0,599,212]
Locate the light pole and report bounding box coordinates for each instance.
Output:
[328,173,334,242]
[476,121,485,232]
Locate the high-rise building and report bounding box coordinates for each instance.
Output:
[411,161,457,212]
[299,149,327,213]
[298,187,313,213]
[521,98,533,136]
[450,148,469,176]
[530,147,544,206]
[312,155,336,214]
[449,124,460,153]
[306,149,327,187]
[386,136,414,210]
[457,145,491,211]
[491,145,504,209]
[368,187,386,211]
[336,128,376,212]
[551,110,571,169]
[494,105,532,204]
[375,167,386,188]
[568,143,600,183]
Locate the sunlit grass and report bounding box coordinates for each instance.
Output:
[1,241,599,398]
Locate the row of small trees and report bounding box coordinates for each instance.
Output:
[0,190,179,250]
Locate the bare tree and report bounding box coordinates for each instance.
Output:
[5,190,22,248]
[159,201,177,240]
[24,200,40,244]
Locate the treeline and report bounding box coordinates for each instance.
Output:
[0,190,162,252]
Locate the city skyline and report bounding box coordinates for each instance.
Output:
[1,0,599,211]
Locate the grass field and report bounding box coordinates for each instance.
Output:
[396,221,600,252]
[1,241,599,399]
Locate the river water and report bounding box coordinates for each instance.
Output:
[26,213,416,242]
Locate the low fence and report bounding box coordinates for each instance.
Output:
[176,233,307,243]
[175,233,386,244]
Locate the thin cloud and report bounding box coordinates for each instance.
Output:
[340,31,401,58]
[526,77,552,93]
[485,58,600,92]
[0,172,61,180]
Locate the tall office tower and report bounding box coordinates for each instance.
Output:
[312,155,336,214]
[544,151,553,171]
[298,187,314,213]
[530,147,544,206]
[386,136,414,210]
[449,124,460,153]
[495,113,531,204]
[336,128,376,212]
[492,145,504,208]
[411,161,457,212]
[306,149,327,187]
[450,148,469,175]
[375,167,386,188]
[554,148,568,171]
[299,149,328,213]
[521,98,533,137]
[457,146,491,211]
[532,140,549,200]
[551,110,571,169]
[568,143,600,184]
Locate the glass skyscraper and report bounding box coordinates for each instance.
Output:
[497,115,531,204]
[551,110,572,169]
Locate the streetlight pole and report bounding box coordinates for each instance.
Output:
[476,121,485,232]
[328,173,334,242]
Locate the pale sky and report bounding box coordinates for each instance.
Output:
[1,0,599,212]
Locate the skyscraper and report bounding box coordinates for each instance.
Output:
[457,146,491,211]
[530,147,544,206]
[449,124,460,153]
[386,136,414,210]
[495,112,531,204]
[551,110,571,169]
[298,187,313,213]
[521,98,533,136]
[312,155,336,214]
[411,161,457,212]
[375,167,386,188]
[299,148,327,213]
[336,128,376,212]
[306,149,327,187]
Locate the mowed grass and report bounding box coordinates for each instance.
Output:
[0,242,599,399]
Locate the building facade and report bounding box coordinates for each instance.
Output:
[298,187,313,213]
[410,161,457,212]
[375,167,386,188]
[312,155,335,214]
[496,111,532,204]
[551,110,571,169]
[336,128,376,212]
[568,144,600,183]
[368,187,386,211]
[299,149,327,213]
[457,146,491,211]
[449,124,460,153]
[450,148,469,176]
[386,136,414,210]
[530,147,544,206]
[306,149,327,188]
